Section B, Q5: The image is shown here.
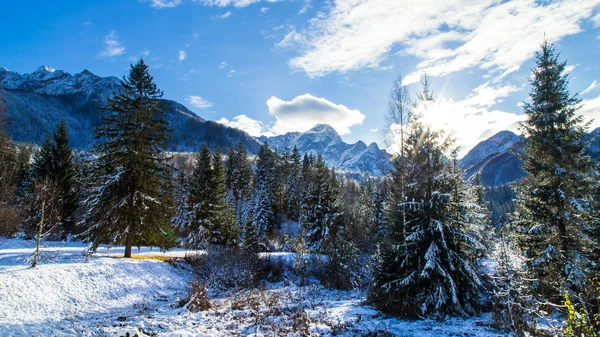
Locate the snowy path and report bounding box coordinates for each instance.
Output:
[0,239,509,336]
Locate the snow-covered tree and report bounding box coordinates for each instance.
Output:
[285,145,302,220]
[254,143,276,233]
[371,81,484,319]
[514,41,597,301]
[82,59,176,257]
[300,154,342,253]
[208,148,238,246]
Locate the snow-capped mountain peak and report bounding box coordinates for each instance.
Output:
[459,130,521,170]
[260,124,391,176]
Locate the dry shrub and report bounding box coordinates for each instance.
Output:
[185,278,211,312]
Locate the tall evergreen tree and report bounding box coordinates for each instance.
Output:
[514,41,596,300]
[286,145,302,220]
[82,59,175,258]
[183,145,213,248]
[31,121,78,235]
[371,82,484,319]
[208,147,238,246]
[52,121,78,234]
[254,143,276,232]
[300,154,342,252]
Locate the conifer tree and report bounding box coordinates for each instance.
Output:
[82,59,175,258]
[208,147,238,246]
[254,143,276,232]
[31,121,78,235]
[300,154,342,252]
[228,141,253,202]
[286,145,302,220]
[183,145,213,248]
[514,41,596,300]
[52,121,78,234]
[371,81,484,319]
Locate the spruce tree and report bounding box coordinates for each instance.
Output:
[52,121,78,234]
[209,147,238,246]
[183,145,213,248]
[514,41,596,300]
[31,121,78,235]
[228,141,253,202]
[300,154,342,252]
[254,143,276,232]
[286,145,302,220]
[371,83,484,319]
[82,59,175,258]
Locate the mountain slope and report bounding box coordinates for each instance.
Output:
[0,66,261,153]
[461,128,600,186]
[259,124,392,176]
[459,130,521,170]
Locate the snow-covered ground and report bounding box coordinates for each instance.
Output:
[0,238,509,336]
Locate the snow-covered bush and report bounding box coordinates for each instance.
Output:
[184,278,211,312]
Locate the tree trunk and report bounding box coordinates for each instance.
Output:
[32,198,46,268]
[124,232,132,258]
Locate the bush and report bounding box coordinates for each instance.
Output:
[564,292,599,337]
[185,278,211,312]
[188,247,284,291]
[318,240,365,290]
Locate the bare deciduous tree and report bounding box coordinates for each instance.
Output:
[383,75,412,157]
[29,179,61,267]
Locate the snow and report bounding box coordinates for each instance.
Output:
[0,238,509,336]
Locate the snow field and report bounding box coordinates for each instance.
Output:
[0,239,509,336]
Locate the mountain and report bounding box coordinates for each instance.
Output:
[258,124,392,176]
[459,131,521,170]
[0,66,261,153]
[460,128,600,186]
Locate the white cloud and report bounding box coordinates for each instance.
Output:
[178,50,187,61]
[266,94,365,135]
[220,11,232,18]
[99,31,125,57]
[581,80,599,96]
[285,0,600,81]
[277,28,305,49]
[298,0,311,14]
[199,0,281,8]
[580,95,600,128]
[261,7,269,13]
[369,128,378,132]
[144,0,182,8]
[186,95,213,109]
[388,81,524,156]
[217,115,271,137]
[564,63,580,75]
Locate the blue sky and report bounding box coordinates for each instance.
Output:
[2,0,600,154]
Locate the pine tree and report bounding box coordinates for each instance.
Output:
[286,145,302,220]
[300,154,342,252]
[252,184,273,248]
[371,82,484,319]
[228,141,253,202]
[184,145,213,248]
[254,143,276,233]
[208,148,238,246]
[32,138,56,180]
[30,121,78,236]
[52,121,78,234]
[82,59,176,258]
[514,41,596,301]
